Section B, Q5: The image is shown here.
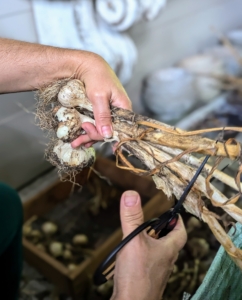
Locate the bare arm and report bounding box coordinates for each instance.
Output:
[0,38,132,144]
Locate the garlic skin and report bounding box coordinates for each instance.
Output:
[54,106,95,142]
[72,234,89,246]
[58,79,93,112]
[49,241,63,257]
[41,222,58,235]
[52,140,95,169]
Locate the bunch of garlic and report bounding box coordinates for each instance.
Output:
[42,79,97,173]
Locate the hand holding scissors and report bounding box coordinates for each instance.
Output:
[94,155,210,286]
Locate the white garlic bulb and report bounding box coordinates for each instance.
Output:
[54,106,95,142]
[52,140,95,169]
[58,79,93,111]
[63,249,73,260]
[67,263,77,271]
[23,225,32,237]
[72,234,89,246]
[41,222,58,235]
[49,241,63,257]
[36,243,46,252]
[30,230,42,239]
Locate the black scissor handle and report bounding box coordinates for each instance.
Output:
[157,214,178,238]
[93,211,177,285]
[93,217,159,285]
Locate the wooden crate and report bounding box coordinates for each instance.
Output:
[23,157,173,298]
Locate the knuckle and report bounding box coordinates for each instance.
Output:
[96,112,111,123]
[91,91,108,101]
[124,210,143,226]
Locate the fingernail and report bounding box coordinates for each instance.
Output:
[124,191,138,207]
[101,125,113,138]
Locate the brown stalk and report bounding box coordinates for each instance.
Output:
[37,78,242,266]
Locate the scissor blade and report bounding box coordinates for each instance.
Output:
[173,155,210,214]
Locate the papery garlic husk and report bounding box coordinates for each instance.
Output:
[72,234,89,246]
[53,106,95,142]
[46,140,95,172]
[49,241,63,257]
[58,79,93,111]
[41,222,58,236]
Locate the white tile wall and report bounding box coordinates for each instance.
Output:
[0,0,242,188]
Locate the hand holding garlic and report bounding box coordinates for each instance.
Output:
[0,38,132,148]
[71,52,132,148]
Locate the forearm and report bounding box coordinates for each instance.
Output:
[0,38,90,93]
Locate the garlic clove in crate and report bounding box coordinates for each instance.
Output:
[23,225,32,237]
[41,221,58,236]
[49,241,63,257]
[72,234,89,246]
[63,249,73,260]
[36,243,46,252]
[67,263,77,271]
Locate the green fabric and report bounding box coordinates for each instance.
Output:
[0,182,23,300]
[191,223,242,300]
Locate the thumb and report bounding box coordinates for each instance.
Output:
[120,190,144,238]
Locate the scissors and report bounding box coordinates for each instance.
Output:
[93,155,210,285]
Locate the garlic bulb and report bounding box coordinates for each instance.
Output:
[58,79,93,111]
[23,225,32,237]
[186,216,201,234]
[187,238,210,259]
[67,263,77,271]
[30,230,42,239]
[41,222,58,235]
[54,106,95,142]
[52,140,95,170]
[36,243,46,252]
[96,280,114,296]
[63,249,73,260]
[49,241,63,257]
[72,234,89,246]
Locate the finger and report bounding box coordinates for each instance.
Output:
[164,215,187,250]
[88,91,113,139]
[120,190,144,237]
[84,141,94,148]
[111,90,132,111]
[82,123,103,140]
[71,134,92,148]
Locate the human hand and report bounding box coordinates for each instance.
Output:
[0,39,131,148]
[71,52,132,148]
[111,191,187,300]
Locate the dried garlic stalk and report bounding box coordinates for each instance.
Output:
[36,79,242,267]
